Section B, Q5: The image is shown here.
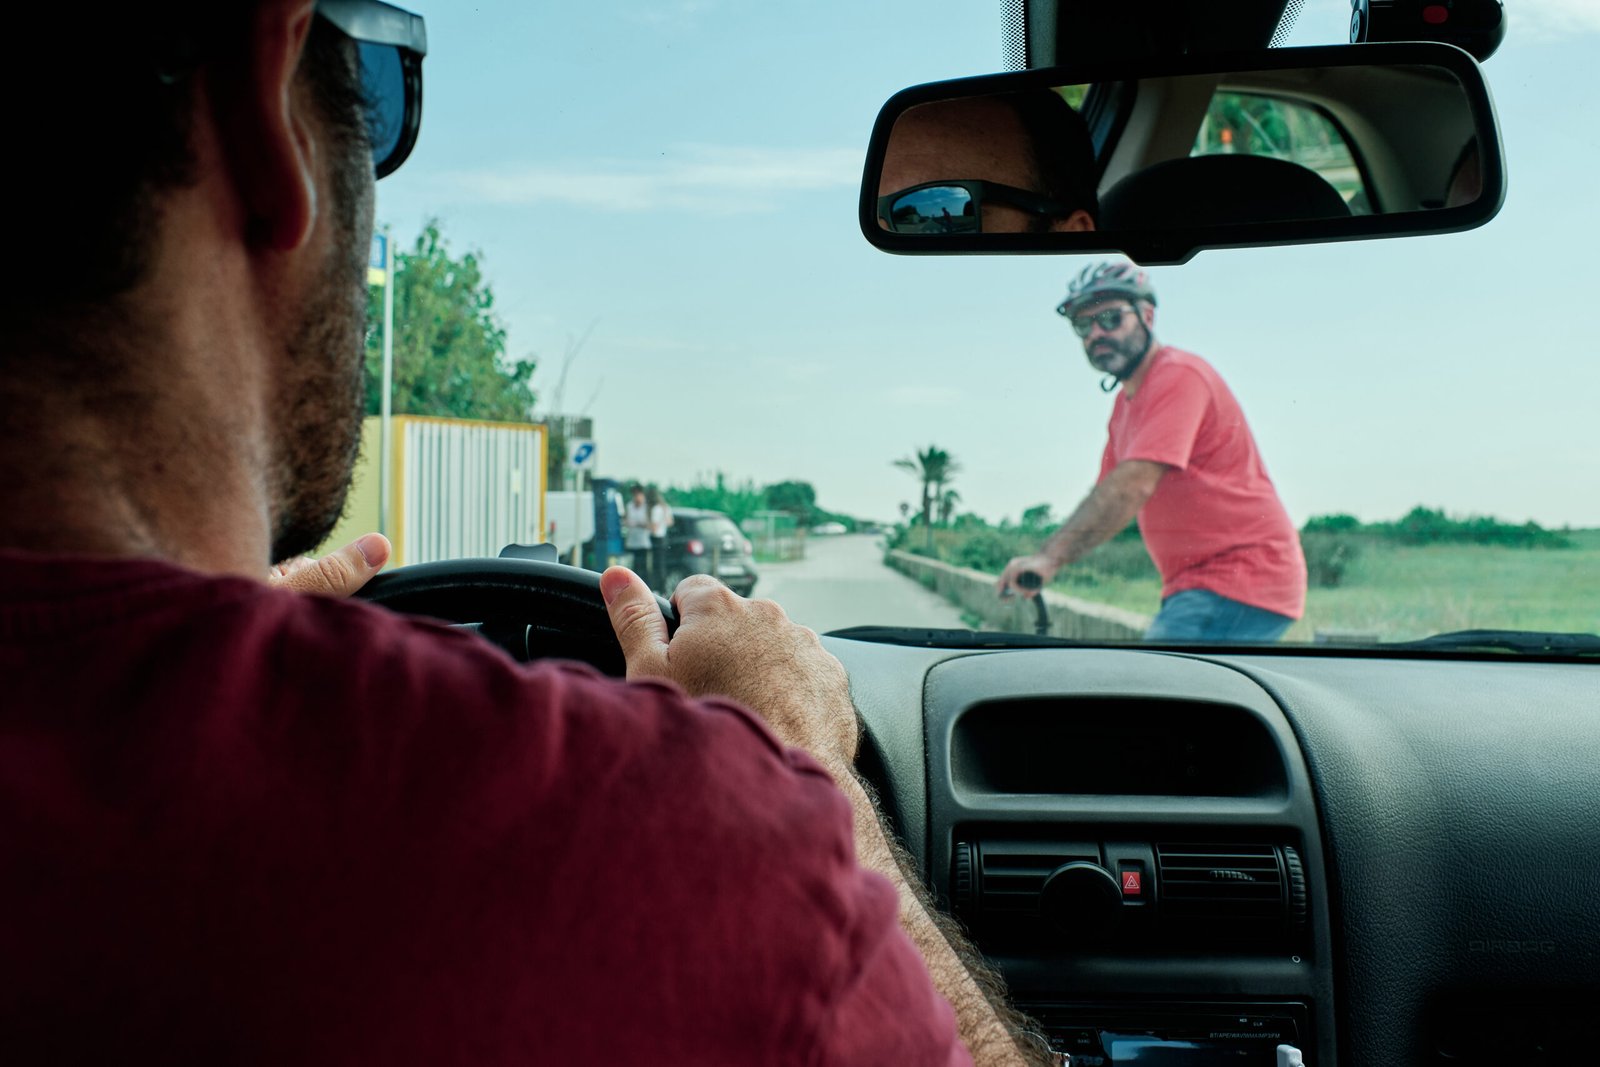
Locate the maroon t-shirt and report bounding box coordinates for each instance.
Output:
[0,551,969,1065]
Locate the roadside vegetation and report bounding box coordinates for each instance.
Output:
[659,474,857,532]
[886,504,1596,641]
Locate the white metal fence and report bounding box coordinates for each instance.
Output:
[398,418,546,565]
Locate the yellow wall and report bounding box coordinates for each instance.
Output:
[314,417,384,561]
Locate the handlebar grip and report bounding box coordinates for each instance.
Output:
[1016,571,1044,591]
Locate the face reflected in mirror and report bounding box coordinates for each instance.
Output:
[865,50,1502,260]
[876,93,1099,235]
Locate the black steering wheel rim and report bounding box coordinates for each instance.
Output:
[355,558,678,677]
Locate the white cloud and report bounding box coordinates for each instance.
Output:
[435,145,862,215]
[757,355,829,384]
[1512,0,1600,39]
[606,335,712,354]
[885,385,964,407]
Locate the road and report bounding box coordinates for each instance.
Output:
[752,533,968,634]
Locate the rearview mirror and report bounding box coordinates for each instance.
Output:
[860,43,1504,265]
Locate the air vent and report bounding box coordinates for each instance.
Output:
[977,840,1099,914]
[950,837,1307,950]
[1156,843,1286,921]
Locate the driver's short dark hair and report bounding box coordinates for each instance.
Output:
[992,89,1101,224]
[2,5,365,333]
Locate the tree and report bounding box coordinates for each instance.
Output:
[937,488,961,527]
[663,472,765,527]
[1021,503,1055,532]
[365,220,537,422]
[764,480,818,523]
[893,446,961,549]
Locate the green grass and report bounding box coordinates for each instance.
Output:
[1289,535,1600,641]
[1043,531,1600,642]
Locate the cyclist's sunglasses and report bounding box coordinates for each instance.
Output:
[1059,305,1137,337]
[877,180,1070,234]
[316,0,427,179]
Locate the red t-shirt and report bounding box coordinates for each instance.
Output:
[0,551,969,1066]
[1099,346,1306,618]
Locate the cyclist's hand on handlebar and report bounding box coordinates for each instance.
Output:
[996,554,1060,599]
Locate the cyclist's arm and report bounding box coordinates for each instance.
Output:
[1039,459,1165,569]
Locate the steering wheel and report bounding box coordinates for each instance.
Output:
[355,558,679,677]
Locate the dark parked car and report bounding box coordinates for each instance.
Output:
[660,507,758,598]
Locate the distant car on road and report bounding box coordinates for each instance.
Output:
[663,507,759,597]
[811,521,849,536]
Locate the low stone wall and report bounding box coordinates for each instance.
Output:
[886,549,1150,641]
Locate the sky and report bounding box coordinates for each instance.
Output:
[373,0,1600,528]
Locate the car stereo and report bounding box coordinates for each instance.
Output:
[1024,1002,1309,1066]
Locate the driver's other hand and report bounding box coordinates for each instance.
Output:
[600,567,858,770]
[268,533,391,598]
[995,554,1059,599]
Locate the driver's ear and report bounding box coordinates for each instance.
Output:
[209,0,320,253]
[1051,209,1096,233]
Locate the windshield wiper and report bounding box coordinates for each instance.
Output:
[825,625,1088,649]
[1388,629,1600,655]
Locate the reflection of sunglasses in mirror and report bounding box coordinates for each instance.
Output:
[877,180,1071,234]
[1062,306,1135,337]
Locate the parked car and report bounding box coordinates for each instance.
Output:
[811,521,849,536]
[660,507,758,598]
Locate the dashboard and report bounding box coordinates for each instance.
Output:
[827,636,1600,1066]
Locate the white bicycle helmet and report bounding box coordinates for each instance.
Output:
[1056,262,1157,318]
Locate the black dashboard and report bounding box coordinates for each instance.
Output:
[827,636,1600,1066]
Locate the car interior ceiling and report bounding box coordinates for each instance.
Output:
[1089,62,1474,219]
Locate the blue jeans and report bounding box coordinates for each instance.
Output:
[1143,589,1294,643]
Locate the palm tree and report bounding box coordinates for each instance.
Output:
[893,446,961,549]
[938,488,961,528]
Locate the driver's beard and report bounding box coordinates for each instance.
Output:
[1088,320,1153,381]
[268,138,372,564]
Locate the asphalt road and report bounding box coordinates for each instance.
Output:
[753,533,968,634]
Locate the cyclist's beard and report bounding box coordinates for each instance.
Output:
[267,137,373,564]
[1086,320,1153,382]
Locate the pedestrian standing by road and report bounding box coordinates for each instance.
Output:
[647,485,674,592]
[624,483,653,579]
[997,262,1307,642]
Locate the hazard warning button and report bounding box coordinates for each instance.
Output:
[1119,866,1143,898]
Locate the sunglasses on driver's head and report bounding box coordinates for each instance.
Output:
[877,180,1071,234]
[1059,306,1135,337]
[316,0,427,179]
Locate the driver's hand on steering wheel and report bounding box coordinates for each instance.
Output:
[601,567,858,774]
[268,533,392,599]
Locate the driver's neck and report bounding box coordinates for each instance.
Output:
[0,261,275,580]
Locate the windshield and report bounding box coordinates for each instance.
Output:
[327,0,1600,649]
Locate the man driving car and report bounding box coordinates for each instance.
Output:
[877,89,1099,234]
[0,2,1044,1063]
